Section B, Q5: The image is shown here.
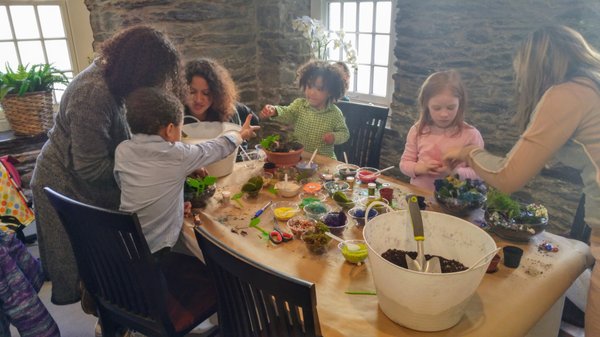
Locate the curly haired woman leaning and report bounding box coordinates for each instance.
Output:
[30,25,183,305]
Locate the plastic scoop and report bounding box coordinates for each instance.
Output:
[308,148,318,166]
[325,232,360,251]
[343,152,349,165]
[377,166,395,175]
[405,195,441,273]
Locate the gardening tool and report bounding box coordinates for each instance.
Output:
[308,148,318,166]
[405,194,441,273]
[271,215,293,244]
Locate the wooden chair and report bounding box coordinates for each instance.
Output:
[194,225,323,337]
[334,101,389,168]
[43,187,218,337]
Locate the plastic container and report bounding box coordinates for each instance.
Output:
[338,240,368,264]
[275,181,301,198]
[271,201,300,221]
[321,211,348,236]
[363,210,496,332]
[336,163,359,179]
[303,202,330,220]
[502,246,523,268]
[286,216,316,238]
[357,167,380,183]
[296,161,318,178]
[323,181,350,197]
[182,118,241,177]
[347,207,378,226]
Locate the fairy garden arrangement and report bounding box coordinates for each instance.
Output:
[434,175,487,216]
[258,120,304,167]
[485,188,549,242]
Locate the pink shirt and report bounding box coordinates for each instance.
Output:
[400,123,484,191]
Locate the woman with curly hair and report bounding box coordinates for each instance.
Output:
[30,25,182,305]
[184,58,259,125]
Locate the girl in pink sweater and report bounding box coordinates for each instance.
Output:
[399,70,484,191]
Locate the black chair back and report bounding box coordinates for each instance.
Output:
[44,187,217,337]
[334,101,389,168]
[194,225,322,337]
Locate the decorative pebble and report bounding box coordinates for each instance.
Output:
[537,241,559,253]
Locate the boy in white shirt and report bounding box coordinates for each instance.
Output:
[114,87,258,254]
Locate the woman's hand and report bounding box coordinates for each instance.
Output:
[443,147,470,170]
[260,105,276,119]
[240,115,260,140]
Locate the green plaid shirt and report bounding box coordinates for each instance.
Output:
[274,98,349,158]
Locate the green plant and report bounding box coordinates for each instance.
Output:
[260,134,279,150]
[0,63,69,100]
[185,176,217,197]
[485,188,521,219]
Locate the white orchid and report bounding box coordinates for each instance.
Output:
[293,16,357,69]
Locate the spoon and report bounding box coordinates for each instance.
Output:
[343,152,349,165]
[469,247,502,270]
[377,166,395,175]
[308,148,318,166]
[284,173,288,183]
[325,232,360,251]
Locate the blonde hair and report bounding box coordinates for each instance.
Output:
[417,70,467,136]
[513,25,600,131]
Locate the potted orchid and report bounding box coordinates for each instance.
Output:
[292,16,357,68]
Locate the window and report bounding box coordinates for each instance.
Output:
[0,1,74,103]
[313,0,395,105]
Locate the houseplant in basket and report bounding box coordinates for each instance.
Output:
[184,175,217,208]
[0,63,69,136]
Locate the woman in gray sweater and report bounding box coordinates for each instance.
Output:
[30,25,182,305]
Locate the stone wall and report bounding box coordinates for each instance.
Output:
[84,0,310,109]
[386,0,600,234]
[83,0,599,235]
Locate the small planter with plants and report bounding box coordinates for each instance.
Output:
[484,188,548,242]
[184,175,217,208]
[259,134,304,167]
[0,63,69,136]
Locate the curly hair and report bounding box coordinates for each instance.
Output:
[297,60,345,105]
[184,58,238,122]
[417,70,467,136]
[125,87,183,135]
[99,25,183,103]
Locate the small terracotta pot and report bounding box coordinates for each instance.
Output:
[264,147,303,168]
[486,254,501,273]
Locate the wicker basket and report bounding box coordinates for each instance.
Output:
[1,91,54,136]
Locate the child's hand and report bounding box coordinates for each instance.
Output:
[414,161,443,176]
[184,201,192,217]
[240,115,260,140]
[192,167,208,178]
[260,105,277,119]
[322,132,335,145]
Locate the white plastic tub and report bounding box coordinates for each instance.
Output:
[182,117,241,177]
[363,210,496,331]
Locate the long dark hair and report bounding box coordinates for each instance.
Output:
[99,25,182,103]
[513,25,600,131]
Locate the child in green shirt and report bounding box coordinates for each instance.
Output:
[260,60,349,158]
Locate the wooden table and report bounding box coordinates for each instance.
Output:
[183,154,592,337]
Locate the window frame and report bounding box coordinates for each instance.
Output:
[0,0,77,75]
[311,0,396,106]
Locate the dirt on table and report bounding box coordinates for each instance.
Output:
[382,249,468,273]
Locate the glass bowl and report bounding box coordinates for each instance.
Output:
[296,161,318,179]
[271,201,300,221]
[347,207,378,226]
[337,240,368,264]
[323,181,350,197]
[286,216,316,238]
[336,163,359,179]
[485,210,548,242]
[331,190,356,210]
[303,202,330,220]
[358,196,390,213]
[321,211,348,236]
[357,167,380,183]
[301,230,332,255]
[275,181,301,198]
